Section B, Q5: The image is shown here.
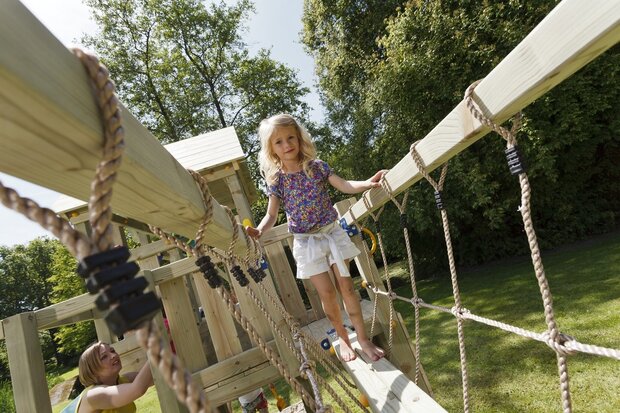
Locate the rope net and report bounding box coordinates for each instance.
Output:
[346,79,620,413]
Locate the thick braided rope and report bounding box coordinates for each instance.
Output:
[465,80,572,413]
[361,194,395,357]
[214,285,318,411]
[380,180,423,385]
[178,172,323,410]
[367,286,620,360]
[231,217,335,412]
[0,50,211,412]
[76,49,211,412]
[187,169,215,257]
[72,49,125,253]
[0,182,92,259]
[410,143,470,413]
[242,233,365,410]
[136,322,209,413]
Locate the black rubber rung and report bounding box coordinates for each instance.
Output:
[95,277,148,311]
[104,292,161,336]
[77,246,131,277]
[85,262,140,294]
[434,190,444,210]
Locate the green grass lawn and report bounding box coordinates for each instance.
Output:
[388,231,620,412]
[49,232,620,412]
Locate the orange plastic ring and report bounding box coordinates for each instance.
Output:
[361,227,377,255]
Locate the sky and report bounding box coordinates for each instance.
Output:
[0,0,322,247]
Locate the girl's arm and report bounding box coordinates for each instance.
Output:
[246,195,281,239]
[83,361,154,409]
[328,170,387,194]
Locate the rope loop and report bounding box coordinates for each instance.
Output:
[464,79,523,147]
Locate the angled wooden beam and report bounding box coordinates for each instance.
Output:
[0,0,248,255]
[341,0,620,224]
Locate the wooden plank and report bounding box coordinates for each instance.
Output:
[4,312,52,413]
[260,223,291,246]
[0,0,250,255]
[158,276,208,372]
[192,271,244,360]
[34,293,96,330]
[333,334,447,413]
[263,242,308,324]
[341,0,620,224]
[130,239,175,261]
[151,256,198,284]
[142,269,189,413]
[192,340,277,388]
[206,363,280,406]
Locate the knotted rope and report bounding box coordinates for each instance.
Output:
[409,143,470,413]
[465,79,572,412]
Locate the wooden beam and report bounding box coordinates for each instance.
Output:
[0,0,250,255]
[341,0,620,224]
[4,313,52,413]
[192,340,277,388]
[332,334,447,413]
[34,293,96,331]
[260,223,291,246]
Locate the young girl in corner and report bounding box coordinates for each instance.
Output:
[246,113,385,362]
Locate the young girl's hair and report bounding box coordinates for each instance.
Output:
[79,341,104,386]
[258,114,317,185]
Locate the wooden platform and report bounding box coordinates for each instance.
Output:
[302,299,446,413]
[333,335,446,413]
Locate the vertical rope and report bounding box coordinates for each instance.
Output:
[380,180,423,385]
[410,143,470,413]
[465,79,572,413]
[361,193,395,357]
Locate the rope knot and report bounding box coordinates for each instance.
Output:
[299,360,315,378]
[542,332,578,356]
[450,306,469,319]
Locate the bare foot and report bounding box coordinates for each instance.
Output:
[338,338,357,362]
[359,339,385,361]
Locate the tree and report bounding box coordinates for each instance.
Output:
[303,1,620,274]
[82,0,311,165]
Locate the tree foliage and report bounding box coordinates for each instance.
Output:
[303,0,620,274]
[82,0,311,166]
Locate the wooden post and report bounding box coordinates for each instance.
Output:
[335,198,432,394]
[4,312,52,413]
[141,270,189,413]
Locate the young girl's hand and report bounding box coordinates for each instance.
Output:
[245,225,262,239]
[366,169,388,189]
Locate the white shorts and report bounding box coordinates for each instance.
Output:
[292,221,361,279]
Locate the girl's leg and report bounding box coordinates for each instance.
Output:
[309,272,358,361]
[332,262,385,361]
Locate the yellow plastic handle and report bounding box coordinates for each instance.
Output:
[361,227,377,255]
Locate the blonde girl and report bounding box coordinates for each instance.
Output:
[61,342,153,413]
[248,113,385,362]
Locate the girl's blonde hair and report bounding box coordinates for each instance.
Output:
[79,341,104,387]
[257,114,317,185]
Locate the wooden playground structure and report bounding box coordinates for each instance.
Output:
[0,0,618,412]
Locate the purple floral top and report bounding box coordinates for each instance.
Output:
[268,159,338,234]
